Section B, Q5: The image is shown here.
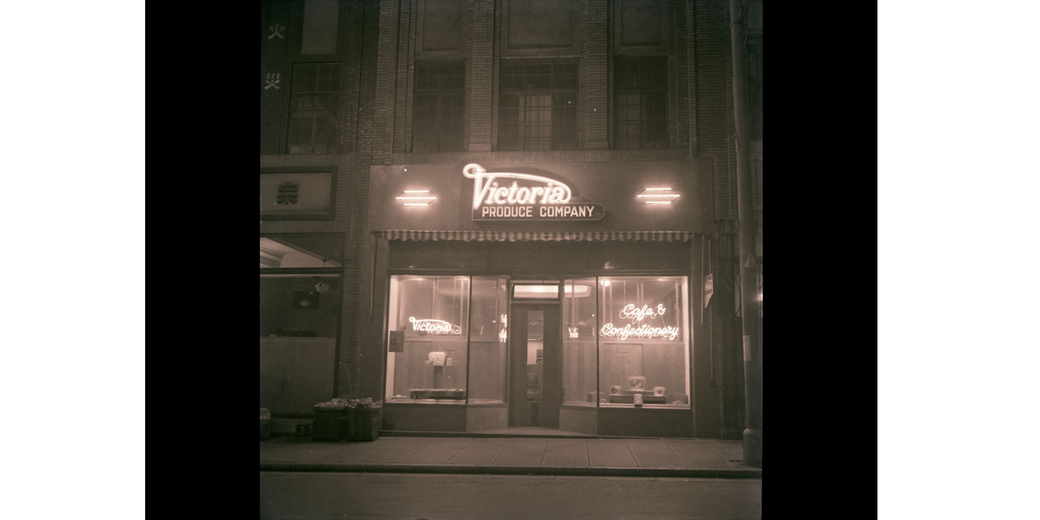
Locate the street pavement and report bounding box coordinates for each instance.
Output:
[259,472,763,520]
[260,435,760,478]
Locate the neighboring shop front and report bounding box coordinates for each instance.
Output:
[359,158,717,437]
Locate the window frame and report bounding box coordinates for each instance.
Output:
[612,55,669,150]
[285,62,343,154]
[497,58,579,151]
[411,60,467,153]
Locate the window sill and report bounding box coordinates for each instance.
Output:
[386,399,466,405]
[598,403,691,410]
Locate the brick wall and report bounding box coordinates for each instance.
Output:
[583,0,608,149]
[693,0,734,220]
[468,0,494,152]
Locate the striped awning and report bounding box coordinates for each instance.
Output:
[377,230,696,242]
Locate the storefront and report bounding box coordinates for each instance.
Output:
[360,158,716,437]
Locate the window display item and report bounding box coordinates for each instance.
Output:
[653,386,665,396]
[627,376,646,390]
[610,385,623,394]
[633,393,643,406]
[428,351,447,366]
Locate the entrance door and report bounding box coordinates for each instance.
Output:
[509,304,562,427]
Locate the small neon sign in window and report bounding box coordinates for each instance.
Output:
[599,303,680,340]
[408,317,461,335]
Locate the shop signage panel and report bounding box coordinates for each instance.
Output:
[463,163,605,221]
[260,167,337,220]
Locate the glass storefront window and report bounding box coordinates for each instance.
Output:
[383,273,690,411]
[562,278,597,407]
[468,276,509,403]
[260,233,344,414]
[385,276,470,403]
[598,276,690,408]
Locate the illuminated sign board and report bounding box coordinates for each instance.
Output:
[463,163,605,221]
[408,317,461,335]
[600,304,680,341]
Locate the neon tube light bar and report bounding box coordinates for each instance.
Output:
[638,187,680,204]
[397,190,436,205]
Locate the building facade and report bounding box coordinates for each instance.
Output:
[260,0,762,438]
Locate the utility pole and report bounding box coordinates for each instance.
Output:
[729,0,762,468]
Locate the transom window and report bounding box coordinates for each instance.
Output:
[498,58,578,151]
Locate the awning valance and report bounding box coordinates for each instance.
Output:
[375,230,696,242]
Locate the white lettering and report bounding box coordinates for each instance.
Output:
[464,163,572,209]
[619,304,668,322]
[409,317,461,335]
[494,187,508,204]
[600,322,680,341]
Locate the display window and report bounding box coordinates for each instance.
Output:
[467,276,509,403]
[597,276,690,408]
[384,273,689,410]
[562,278,597,406]
[385,275,471,403]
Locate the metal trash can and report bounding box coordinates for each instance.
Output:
[346,408,381,442]
[312,405,347,441]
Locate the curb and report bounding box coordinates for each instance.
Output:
[259,462,761,479]
[379,431,652,440]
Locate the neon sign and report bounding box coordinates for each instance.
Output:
[409,317,461,335]
[618,304,666,322]
[599,303,679,341]
[462,163,604,221]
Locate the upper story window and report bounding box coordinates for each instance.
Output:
[498,58,578,151]
[412,61,465,153]
[287,62,341,154]
[300,0,339,55]
[613,56,668,149]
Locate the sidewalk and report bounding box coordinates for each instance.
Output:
[260,434,761,479]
